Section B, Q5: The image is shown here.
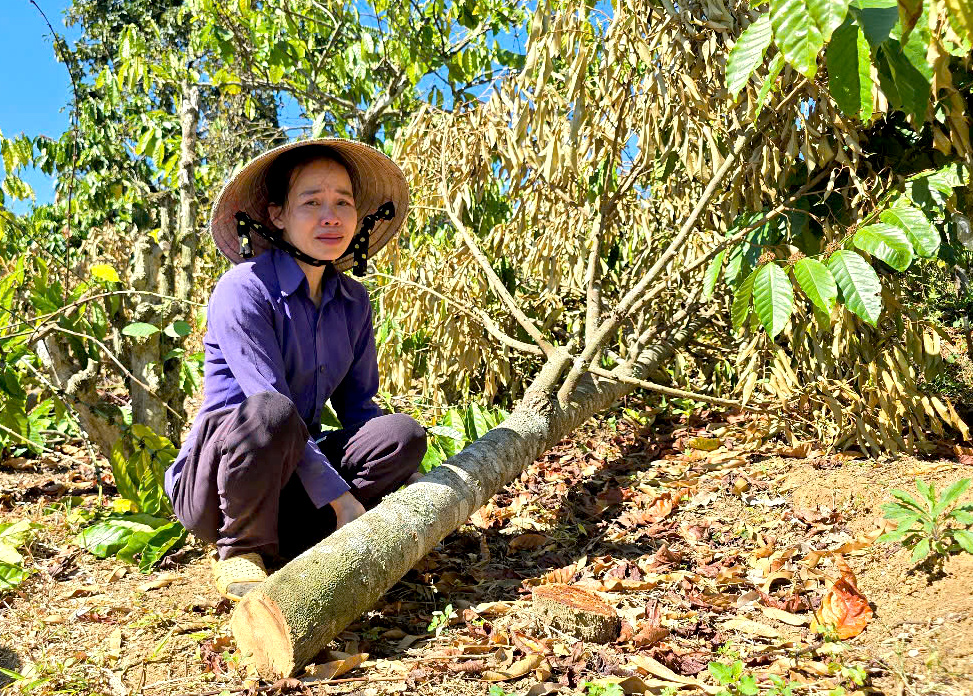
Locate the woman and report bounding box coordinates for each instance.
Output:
[164,139,426,600]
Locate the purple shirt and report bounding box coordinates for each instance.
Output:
[165,248,383,508]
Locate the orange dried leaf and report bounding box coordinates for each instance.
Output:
[812,578,873,639]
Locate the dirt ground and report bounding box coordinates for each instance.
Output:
[1,410,971,696]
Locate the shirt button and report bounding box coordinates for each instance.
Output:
[319,366,326,374]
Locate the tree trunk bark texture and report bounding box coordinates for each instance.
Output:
[230,320,702,677]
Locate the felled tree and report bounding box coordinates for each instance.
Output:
[231,0,973,675]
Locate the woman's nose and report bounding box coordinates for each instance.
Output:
[318,205,341,225]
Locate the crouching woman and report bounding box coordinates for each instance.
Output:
[164,139,426,600]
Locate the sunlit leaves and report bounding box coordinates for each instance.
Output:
[793,257,838,313]
[828,250,883,325]
[727,15,773,98]
[753,263,794,338]
[90,264,121,283]
[880,204,940,256]
[770,0,851,78]
[732,269,758,332]
[826,20,874,121]
[703,250,726,300]
[122,322,160,338]
[853,223,914,270]
[944,0,973,39]
[770,0,825,77]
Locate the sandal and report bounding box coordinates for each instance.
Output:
[210,551,268,601]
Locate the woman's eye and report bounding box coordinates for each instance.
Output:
[304,200,318,206]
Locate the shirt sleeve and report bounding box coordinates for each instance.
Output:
[330,295,384,428]
[208,272,350,508]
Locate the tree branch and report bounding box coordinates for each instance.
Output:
[588,366,767,412]
[371,273,544,356]
[557,127,755,405]
[443,194,557,358]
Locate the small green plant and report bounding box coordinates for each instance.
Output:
[0,520,41,593]
[74,425,187,572]
[708,660,758,696]
[420,403,508,473]
[426,602,456,637]
[487,686,510,696]
[878,478,973,564]
[582,682,625,696]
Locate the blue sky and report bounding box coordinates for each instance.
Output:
[1,0,79,209]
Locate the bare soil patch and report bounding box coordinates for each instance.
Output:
[1,412,971,696]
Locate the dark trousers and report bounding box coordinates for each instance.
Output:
[170,391,426,561]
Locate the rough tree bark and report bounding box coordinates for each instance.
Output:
[230,317,704,677]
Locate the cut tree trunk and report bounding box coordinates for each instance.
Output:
[532,584,620,643]
[230,320,703,677]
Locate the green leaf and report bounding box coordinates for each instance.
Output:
[138,522,187,573]
[739,675,759,696]
[890,489,925,511]
[949,509,973,525]
[938,478,971,510]
[826,20,874,121]
[732,268,758,332]
[852,0,899,48]
[163,320,192,339]
[916,478,934,505]
[756,53,786,117]
[793,257,838,312]
[853,223,914,270]
[76,519,149,558]
[828,250,883,325]
[708,662,736,685]
[466,404,492,440]
[809,0,852,40]
[880,40,931,124]
[910,537,931,562]
[770,0,825,77]
[880,204,940,257]
[704,250,726,299]
[0,561,30,592]
[953,529,973,554]
[727,14,773,98]
[753,263,794,338]
[122,322,160,338]
[90,264,121,283]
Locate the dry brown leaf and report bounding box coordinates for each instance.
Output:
[760,606,811,626]
[481,653,543,682]
[811,577,873,639]
[720,618,782,639]
[472,601,516,617]
[138,574,183,592]
[778,442,812,457]
[627,655,720,694]
[305,652,368,679]
[107,567,128,583]
[107,627,122,660]
[509,533,549,551]
[525,682,561,696]
[686,436,722,451]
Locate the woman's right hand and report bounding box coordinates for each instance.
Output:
[330,491,366,529]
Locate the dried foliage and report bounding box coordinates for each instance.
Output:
[376,0,972,453]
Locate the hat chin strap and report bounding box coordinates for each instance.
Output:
[234,201,395,277]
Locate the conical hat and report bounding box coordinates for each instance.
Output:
[210,138,409,272]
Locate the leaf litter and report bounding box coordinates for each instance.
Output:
[1,409,972,695]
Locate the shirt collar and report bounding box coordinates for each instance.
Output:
[271,248,360,303]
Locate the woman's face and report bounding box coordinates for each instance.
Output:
[268,158,358,262]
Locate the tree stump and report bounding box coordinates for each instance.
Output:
[532,584,620,643]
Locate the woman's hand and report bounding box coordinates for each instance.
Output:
[330,491,366,529]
